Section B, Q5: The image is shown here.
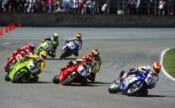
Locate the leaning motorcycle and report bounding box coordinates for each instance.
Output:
[6,56,45,83]
[36,40,54,58]
[60,40,78,59]
[53,62,92,85]
[108,72,148,96]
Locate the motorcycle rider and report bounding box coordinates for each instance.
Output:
[5,42,35,70]
[21,42,35,54]
[42,32,59,58]
[118,61,161,89]
[11,42,35,56]
[4,46,34,73]
[82,48,102,81]
[5,51,47,82]
[89,48,102,70]
[64,32,83,57]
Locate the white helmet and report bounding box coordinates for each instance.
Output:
[53,32,58,37]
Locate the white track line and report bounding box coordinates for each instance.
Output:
[160,48,175,82]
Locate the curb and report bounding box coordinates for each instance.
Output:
[160,48,175,82]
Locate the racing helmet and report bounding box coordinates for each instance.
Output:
[12,52,16,57]
[16,48,21,53]
[52,32,58,41]
[28,42,35,51]
[74,33,82,39]
[91,48,99,57]
[39,51,47,59]
[152,62,161,75]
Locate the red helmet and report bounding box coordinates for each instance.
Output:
[27,42,35,51]
[11,52,17,57]
[16,48,22,53]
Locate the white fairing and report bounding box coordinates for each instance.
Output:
[123,74,138,87]
[28,60,39,74]
[43,42,52,51]
[78,65,88,77]
[145,74,158,88]
[66,41,76,50]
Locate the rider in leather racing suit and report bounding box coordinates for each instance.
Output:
[10,42,35,58]
[42,32,59,58]
[82,49,102,81]
[65,32,83,57]
[118,62,161,89]
[4,43,35,73]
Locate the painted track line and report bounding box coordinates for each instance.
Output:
[160,48,175,82]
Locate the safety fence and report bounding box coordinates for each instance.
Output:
[0,0,174,15]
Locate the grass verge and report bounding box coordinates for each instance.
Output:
[163,48,175,78]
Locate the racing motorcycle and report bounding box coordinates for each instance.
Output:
[53,61,93,85]
[36,40,55,58]
[108,71,149,96]
[5,55,45,83]
[59,40,79,59]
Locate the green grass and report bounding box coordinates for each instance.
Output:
[163,48,175,78]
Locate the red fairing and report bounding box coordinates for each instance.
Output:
[59,64,79,82]
[4,55,17,71]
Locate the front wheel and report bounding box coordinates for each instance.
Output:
[108,80,120,94]
[53,75,60,84]
[12,72,29,83]
[5,74,10,81]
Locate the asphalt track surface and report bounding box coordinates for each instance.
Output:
[0,27,175,108]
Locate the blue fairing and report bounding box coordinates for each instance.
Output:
[119,70,149,93]
[64,40,82,50]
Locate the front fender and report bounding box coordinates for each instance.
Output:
[9,68,28,80]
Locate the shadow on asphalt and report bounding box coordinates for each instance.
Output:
[46,57,77,60]
[15,81,52,84]
[63,81,109,87]
[146,95,165,97]
[108,93,166,98]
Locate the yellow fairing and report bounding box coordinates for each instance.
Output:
[26,54,39,59]
[39,61,45,71]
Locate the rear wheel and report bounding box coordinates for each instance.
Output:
[52,75,60,84]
